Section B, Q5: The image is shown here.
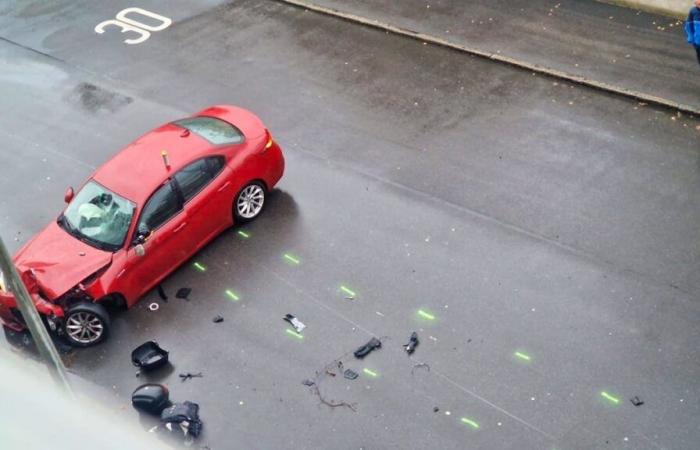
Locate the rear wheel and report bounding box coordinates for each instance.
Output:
[233,181,266,223]
[63,302,110,347]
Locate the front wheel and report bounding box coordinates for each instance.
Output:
[63,302,110,347]
[233,181,266,223]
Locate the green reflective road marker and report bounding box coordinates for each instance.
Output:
[283,253,301,266]
[340,285,356,297]
[225,289,240,302]
[601,391,620,404]
[417,309,435,320]
[237,230,250,239]
[193,262,206,272]
[460,417,480,429]
[514,352,531,361]
[363,368,378,377]
[286,328,304,339]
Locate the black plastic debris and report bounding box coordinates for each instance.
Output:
[175,287,192,301]
[433,406,439,413]
[132,384,170,415]
[283,314,306,333]
[161,401,203,438]
[179,372,203,382]
[132,341,169,371]
[630,396,644,407]
[354,337,382,359]
[343,369,359,380]
[403,332,419,354]
[212,315,224,323]
[157,285,168,302]
[302,379,315,387]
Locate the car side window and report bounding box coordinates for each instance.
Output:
[174,157,225,202]
[139,182,181,232]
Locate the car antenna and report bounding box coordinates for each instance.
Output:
[161,150,171,170]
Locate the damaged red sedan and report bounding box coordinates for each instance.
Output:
[0,105,284,346]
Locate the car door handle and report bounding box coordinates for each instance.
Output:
[173,222,187,233]
[217,181,231,192]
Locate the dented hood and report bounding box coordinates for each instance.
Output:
[13,221,112,300]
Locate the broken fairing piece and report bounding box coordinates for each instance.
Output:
[132,341,170,371]
[344,369,359,380]
[212,315,224,323]
[179,372,203,382]
[132,384,170,415]
[283,314,306,333]
[148,302,159,311]
[630,396,644,406]
[354,337,382,359]
[161,401,203,438]
[176,287,192,300]
[403,332,419,354]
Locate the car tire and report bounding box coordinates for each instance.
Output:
[63,302,111,347]
[233,181,266,223]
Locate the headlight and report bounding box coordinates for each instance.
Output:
[0,270,6,292]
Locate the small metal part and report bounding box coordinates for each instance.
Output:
[148,302,159,311]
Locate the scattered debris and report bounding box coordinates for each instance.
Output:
[343,369,359,380]
[212,315,224,323]
[132,384,170,415]
[132,341,169,371]
[630,396,644,407]
[283,314,306,333]
[148,302,160,311]
[176,287,192,301]
[325,370,336,377]
[302,379,315,387]
[179,372,203,382]
[354,337,382,359]
[375,311,385,317]
[304,353,358,411]
[433,406,439,413]
[411,363,430,375]
[161,401,203,439]
[157,285,168,302]
[403,332,419,354]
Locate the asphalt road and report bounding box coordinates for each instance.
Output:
[1,1,699,449]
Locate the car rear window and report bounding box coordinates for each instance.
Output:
[174,116,244,145]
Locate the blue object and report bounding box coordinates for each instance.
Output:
[685,7,700,45]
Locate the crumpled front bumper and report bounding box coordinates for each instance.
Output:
[0,289,65,332]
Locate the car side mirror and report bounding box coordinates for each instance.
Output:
[64,187,74,203]
[133,224,152,246]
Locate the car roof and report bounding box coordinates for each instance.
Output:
[91,106,266,205]
[92,122,211,204]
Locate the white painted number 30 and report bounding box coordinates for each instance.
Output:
[95,8,172,45]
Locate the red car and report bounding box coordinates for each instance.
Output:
[0,105,284,346]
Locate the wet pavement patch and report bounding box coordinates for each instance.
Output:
[66,82,132,113]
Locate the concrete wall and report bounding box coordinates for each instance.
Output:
[599,0,691,18]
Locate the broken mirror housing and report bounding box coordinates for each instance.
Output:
[132,383,170,415]
[131,341,170,371]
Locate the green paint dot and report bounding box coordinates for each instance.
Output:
[460,417,480,429]
[417,309,435,320]
[225,289,240,301]
[340,285,356,297]
[363,368,378,377]
[283,253,301,265]
[514,352,531,361]
[193,262,206,272]
[601,391,620,404]
[237,230,250,239]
